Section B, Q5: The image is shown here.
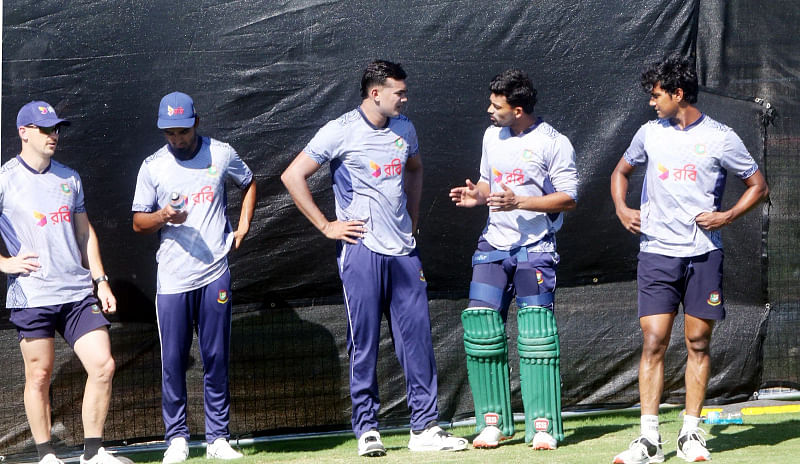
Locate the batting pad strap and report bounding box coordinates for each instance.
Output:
[471,247,528,266]
[516,292,554,308]
[469,281,504,308]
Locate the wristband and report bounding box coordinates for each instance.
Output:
[93,275,109,285]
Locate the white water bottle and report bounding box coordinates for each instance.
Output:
[169,192,184,211]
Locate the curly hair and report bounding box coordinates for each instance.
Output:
[640,53,698,104]
[360,60,407,99]
[489,69,538,114]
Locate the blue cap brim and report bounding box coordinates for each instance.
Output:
[157,117,196,129]
[34,118,71,128]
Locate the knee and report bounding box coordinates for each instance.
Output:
[686,334,711,356]
[90,355,116,384]
[641,332,669,359]
[26,366,53,390]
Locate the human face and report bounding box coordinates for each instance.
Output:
[21,124,60,158]
[163,125,198,158]
[487,93,516,127]
[649,83,681,119]
[375,78,408,118]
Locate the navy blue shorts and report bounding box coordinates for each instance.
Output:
[9,294,110,347]
[637,250,725,320]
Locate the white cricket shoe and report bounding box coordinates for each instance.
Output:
[39,454,65,464]
[472,425,511,448]
[357,429,386,457]
[80,447,124,464]
[162,437,189,464]
[206,438,243,460]
[408,425,468,452]
[677,429,711,462]
[531,431,558,450]
[612,435,664,464]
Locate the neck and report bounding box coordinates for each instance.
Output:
[511,113,537,136]
[359,102,388,128]
[19,149,51,173]
[671,104,702,129]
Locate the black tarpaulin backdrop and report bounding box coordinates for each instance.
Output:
[2,0,798,457]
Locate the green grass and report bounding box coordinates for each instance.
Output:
[123,409,800,463]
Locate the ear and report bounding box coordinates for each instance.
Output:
[18,126,29,142]
[513,106,524,118]
[673,87,685,102]
[193,117,200,129]
[370,86,381,100]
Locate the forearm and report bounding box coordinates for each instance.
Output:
[281,172,331,233]
[132,210,169,234]
[85,224,108,279]
[720,180,769,223]
[404,169,422,231]
[515,192,576,213]
[237,180,257,233]
[610,170,631,212]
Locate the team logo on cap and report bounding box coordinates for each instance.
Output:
[38,105,54,115]
[91,304,102,314]
[217,290,229,304]
[369,160,381,178]
[419,269,426,282]
[534,417,550,432]
[60,183,71,194]
[707,291,721,306]
[207,165,219,177]
[33,211,47,227]
[167,105,185,117]
[484,413,499,426]
[536,270,544,284]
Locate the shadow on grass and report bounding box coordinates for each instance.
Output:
[250,434,352,454]
[708,419,800,452]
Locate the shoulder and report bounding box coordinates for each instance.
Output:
[483,125,502,139]
[333,109,362,128]
[50,159,80,178]
[206,137,238,157]
[0,157,21,176]
[534,121,563,140]
[143,145,171,165]
[700,114,734,133]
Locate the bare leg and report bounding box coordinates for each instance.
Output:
[73,328,116,438]
[20,338,56,444]
[638,313,676,415]
[683,314,714,417]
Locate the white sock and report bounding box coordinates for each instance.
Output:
[641,415,659,442]
[681,415,701,435]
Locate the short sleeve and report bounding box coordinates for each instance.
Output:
[721,130,759,179]
[623,124,648,167]
[547,135,579,201]
[303,121,343,165]
[225,147,254,189]
[131,163,157,213]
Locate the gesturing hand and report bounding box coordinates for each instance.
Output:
[449,179,483,208]
[487,183,519,211]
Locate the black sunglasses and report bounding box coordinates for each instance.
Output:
[26,124,60,135]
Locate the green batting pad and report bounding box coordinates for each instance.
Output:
[517,306,564,442]
[462,307,514,437]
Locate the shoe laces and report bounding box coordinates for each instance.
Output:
[680,428,707,448]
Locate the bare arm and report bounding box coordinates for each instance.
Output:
[132,205,187,234]
[74,212,116,313]
[610,156,641,234]
[280,151,365,243]
[404,154,423,233]
[695,169,769,231]
[487,183,576,213]
[232,179,257,250]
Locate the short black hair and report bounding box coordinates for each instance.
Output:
[489,69,537,114]
[640,53,699,104]
[360,60,407,99]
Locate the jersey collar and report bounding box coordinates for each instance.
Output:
[16,155,51,174]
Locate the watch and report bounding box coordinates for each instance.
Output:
[93,275,110,285]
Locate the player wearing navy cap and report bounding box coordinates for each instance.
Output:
[449,70,578,451]
[610,54,769,464]
[281,60,467,457]
[1,101,122,464]
[132,92,257,463]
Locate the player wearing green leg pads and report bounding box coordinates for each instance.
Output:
[462,308,514,441]
[517,305,564,446]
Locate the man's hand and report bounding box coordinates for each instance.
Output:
[0,252,41,275]
[96,281,117,314]
[161,204,188,225]
[695,211,733,231]
[487,183,519,211]
[449,179,485,208]
[233,226,249,250]
[322,220,366,244]
[616,206,641,234]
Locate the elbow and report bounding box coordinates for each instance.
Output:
[563,199,578,212]
[760,184,770,202]
[279,170,292,189]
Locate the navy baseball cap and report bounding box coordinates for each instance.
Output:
[16,101,70,128]
[157,92,196,129]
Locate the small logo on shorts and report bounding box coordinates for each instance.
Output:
[536,270,544,284]
[534,417,550,432]
[60,183,71,194]
[707,291,721,306]
[217,290,229,303]
[484,413,499,426]
[91,304,101,314]
[419,269,426,282]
